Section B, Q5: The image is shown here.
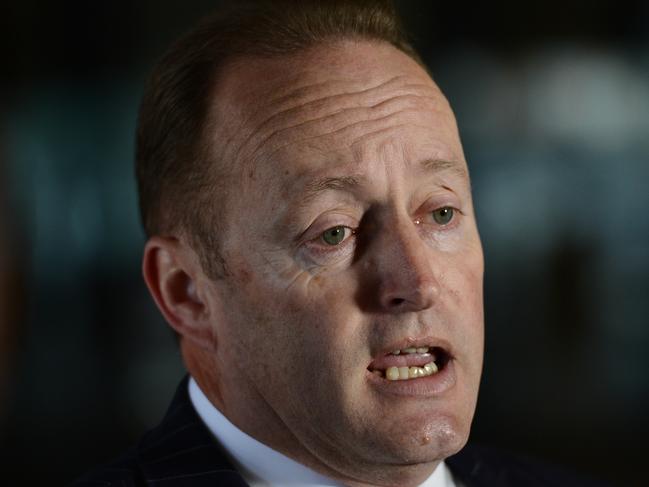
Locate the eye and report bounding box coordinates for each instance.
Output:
[321,226,353,246]
[431,207,454,225]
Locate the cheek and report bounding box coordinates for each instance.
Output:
[225,258,359,362]
[281,277,367,401]
[288,272,363,353]
[441,247,484,350]
[444,247,483,307]
[230,272,365,413]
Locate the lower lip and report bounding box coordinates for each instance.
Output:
[365,359,456,397]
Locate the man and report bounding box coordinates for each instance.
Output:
[74,1,605,486]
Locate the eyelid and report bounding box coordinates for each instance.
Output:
[317,224,356,243]
[298,219,358,261]
[415,204,463,229]
[299,212,358,241]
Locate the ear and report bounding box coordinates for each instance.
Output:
[142,235,217,350]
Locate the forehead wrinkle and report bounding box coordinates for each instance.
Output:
[257,82,434,137]
[252,94,442,165]
[264,74,410,115]
[279,89,436,140]
[236,78,438,168]
[246,75,409,148]
[253,80,435,147]
[218,46,413,137]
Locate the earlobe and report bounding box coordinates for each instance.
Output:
[142,236,217,349]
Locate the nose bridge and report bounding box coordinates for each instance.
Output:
[372,212,439,312]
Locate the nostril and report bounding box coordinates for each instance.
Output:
[390,298,405,306]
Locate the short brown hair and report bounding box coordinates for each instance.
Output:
[135,0,422,278]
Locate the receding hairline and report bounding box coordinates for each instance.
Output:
[209,37,431,115]
[203,38,435,175]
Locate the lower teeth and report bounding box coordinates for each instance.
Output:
[383,362,438,381]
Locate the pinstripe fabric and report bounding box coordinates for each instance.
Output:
[71,376,611,487]
[446,444,613,487]
[71,376,248,486]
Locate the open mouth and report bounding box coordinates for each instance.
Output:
[367,346,451,381]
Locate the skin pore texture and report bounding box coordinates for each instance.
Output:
[152,40,484,487]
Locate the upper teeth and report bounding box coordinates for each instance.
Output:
[374,346,440,381]
[390,347,429,355]
[385,361,438,381]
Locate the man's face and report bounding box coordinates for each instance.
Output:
[203,41,483,483]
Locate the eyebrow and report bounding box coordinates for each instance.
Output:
[296,158,467,208]
[303,175,360,197]
[298,175,362,209]
[420,158,468,179]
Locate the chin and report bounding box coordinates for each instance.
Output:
[368,412,470,465]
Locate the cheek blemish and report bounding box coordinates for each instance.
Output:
[229,258,253,285]
[238,268,252,285]
[420,434,432,446]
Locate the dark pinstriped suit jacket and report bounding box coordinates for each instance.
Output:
[71,377,610,487]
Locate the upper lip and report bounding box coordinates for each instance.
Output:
[371,335,455,361]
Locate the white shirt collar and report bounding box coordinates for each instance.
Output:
[188,377,458,487]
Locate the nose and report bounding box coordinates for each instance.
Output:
[372,217,440,313]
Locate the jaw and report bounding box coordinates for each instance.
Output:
[274,361,475,487]
[298,406,467,487]
[183,320,478,487]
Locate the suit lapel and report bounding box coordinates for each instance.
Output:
[136,376,249,486]
[445,443,598,487]
[446,445,498,487]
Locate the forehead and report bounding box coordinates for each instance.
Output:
[212,40,465,190]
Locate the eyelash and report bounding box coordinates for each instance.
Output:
[303,205,461,260]
[416,206,461,229]
[303,225,357,259]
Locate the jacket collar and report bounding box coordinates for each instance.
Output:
[136,376,249,486]
[133,376,504,487]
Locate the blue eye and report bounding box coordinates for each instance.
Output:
[321,226,350,245]
[432,207,454,225]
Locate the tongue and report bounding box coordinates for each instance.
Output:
[369,351,436,371]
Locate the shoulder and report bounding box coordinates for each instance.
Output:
[447,443,612,487]
[69,447,143,486]
[69,377,248,486]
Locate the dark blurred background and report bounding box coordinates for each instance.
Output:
[1,1,647,485]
